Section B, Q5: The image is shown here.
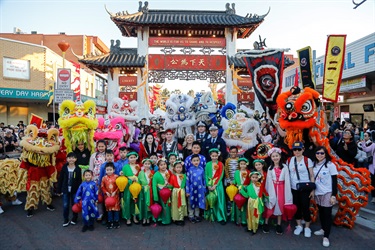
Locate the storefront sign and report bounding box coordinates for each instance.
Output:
[0,87,49,100]
[339,76,366,92]
[119,76,137,86]
[3,57,30,80]
[148,55,226,70]
[149,37,226,47]
[320,95,344,103]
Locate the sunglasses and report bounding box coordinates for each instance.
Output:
[316,152,325,155]
[293,148,302,151]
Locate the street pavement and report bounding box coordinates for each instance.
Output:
[1,193,374,250]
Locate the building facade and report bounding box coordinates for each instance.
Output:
[0,38,106,126]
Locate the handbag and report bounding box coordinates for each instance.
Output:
[294,157,319,192]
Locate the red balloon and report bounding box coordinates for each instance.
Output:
[98,194,104,204]
[283,204,297,221]
[72,203,82,213]
[159,188,172,204]
[105,197,116,208]
[234,193,247,209]
[150,203,162,219]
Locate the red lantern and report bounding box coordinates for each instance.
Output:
[105,197,116,208]
[234,193,247,209]
[72,201,82,213]
[98,194,104,204]
[283,204,297,221]
[159,188,172,204]
[150,203,162,219]
[58,41,70,52]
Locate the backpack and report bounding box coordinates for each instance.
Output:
[287,156,309,170]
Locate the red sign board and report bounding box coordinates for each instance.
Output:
[237,92,255,102]
[237,77,253,88]
[148,55,226,71]
[149,37,226,47]
[119,92,137,101]
[119,76,137,86]
[58,69,70,81]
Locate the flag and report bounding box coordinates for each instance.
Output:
[70,60,81,101]
[294,67,299,87]
[243,50,285,120]
[322,35,346,102]
[29,113,43,128]
[297,46,315,89]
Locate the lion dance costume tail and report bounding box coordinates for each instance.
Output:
[276,86,373,228]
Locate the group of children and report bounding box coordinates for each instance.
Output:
[58,141,292,235]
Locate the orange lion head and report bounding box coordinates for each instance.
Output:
[276,87,321,148]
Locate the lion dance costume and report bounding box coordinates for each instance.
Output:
[19,124,60,212]
[58,100,98,154]
[276,86,373,228]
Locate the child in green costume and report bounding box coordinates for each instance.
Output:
[121,152,141,226]
[205,148,227,225]
[138,158,154,226]
[152,158,172,225]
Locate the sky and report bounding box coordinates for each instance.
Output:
[1,0,375,92]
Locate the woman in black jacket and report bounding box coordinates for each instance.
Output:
[332,129,358,165]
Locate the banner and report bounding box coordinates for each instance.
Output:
[322,35,346,102]
[297,46,315,89]
[243,50,285,120]
[70,60,81,101]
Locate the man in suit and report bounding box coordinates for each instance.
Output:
[202,124,228,161]
[195,121,209,145]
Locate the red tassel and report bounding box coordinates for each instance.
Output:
[177,190,182,208]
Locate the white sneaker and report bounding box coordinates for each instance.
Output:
[314,229,324,236]
[12,199,23,206]
[0,206,4,214]
[323,237,330,247]
[294,225,303,235]
[304,227,312,238]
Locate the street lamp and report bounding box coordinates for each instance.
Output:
[58,41,70,68]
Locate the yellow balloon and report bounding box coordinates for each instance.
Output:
[129,181,142,199]
[226,184,238,201]
[116,176,128,192]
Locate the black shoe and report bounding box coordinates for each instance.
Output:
[113,221,120,229]
[46,205,55,211]
[82,225,88,232]
[106,222,113,229]
[195,216,203,223]
[220,221,227,225]
[180,220,185,226]
[189,217,196,223]
[126,220,132,226]
[276,224,283,235]
[263,223,270,233]
[133,218,140,225]
[27,208,34,218]
[101,219,107,226]
[63,219,70,227]
[88,225,94,231]
[252,231,257,236]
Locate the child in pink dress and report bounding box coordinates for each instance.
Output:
[264,147,293,235]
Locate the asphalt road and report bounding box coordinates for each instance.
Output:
[1,193,374,249]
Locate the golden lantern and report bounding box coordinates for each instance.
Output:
[116,176,128,192]
[226,184,238,202]
[129,181,142,199]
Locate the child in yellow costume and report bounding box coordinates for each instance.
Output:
[240,171,267,234]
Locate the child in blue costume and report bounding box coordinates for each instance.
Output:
[186,154,206,223]
[75,170,99,232]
